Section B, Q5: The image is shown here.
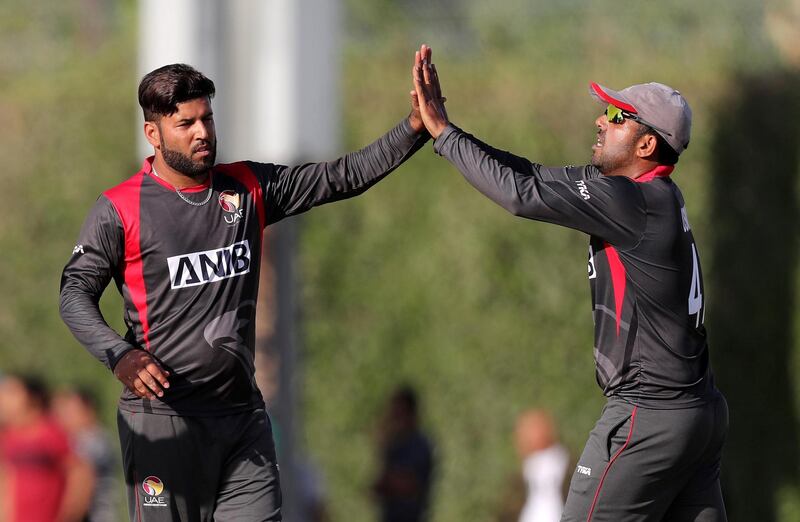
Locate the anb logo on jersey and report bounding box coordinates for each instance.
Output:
[167,240,251,289]
[219,190,244,225]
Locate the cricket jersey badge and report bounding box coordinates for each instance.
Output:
[142,476,168,507]
[219,190,244,225]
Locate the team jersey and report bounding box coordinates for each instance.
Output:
[60,119,427,416]
[433,124,716,408]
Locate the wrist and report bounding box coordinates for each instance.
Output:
[429,121,447,139]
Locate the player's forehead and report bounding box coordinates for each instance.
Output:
[170,96,213,120]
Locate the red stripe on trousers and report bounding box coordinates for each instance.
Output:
[586,406,638,522]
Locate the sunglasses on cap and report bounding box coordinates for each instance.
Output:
[604,104,673,137]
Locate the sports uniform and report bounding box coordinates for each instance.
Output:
[60,118,427,521]
[430,102,727,518]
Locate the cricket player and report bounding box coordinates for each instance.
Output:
[60,57,432,521]
[412,44,728,522]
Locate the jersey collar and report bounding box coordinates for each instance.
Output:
[142,156,213,193]
[633,165,673,183]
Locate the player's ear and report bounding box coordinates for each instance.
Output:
[144,120,161,149]
[636,132,658,160]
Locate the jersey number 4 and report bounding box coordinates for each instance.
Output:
[688,243,704,327]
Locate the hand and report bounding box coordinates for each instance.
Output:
[113,349,170,400]
[412,43,449,139]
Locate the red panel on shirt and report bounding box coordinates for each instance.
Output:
[105,168,152,351]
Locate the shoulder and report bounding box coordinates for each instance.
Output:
[103,171,147,201]
[215,161,279,179]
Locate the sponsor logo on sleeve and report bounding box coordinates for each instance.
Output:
[576,180,591,200]
[219,190,244,225]
[72,245,84,255]
[576,465,592,476]
[142,476,167,507]
[167,240,251,289]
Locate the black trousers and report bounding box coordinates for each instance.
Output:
[561,394,728,522]
[118,408,282,521]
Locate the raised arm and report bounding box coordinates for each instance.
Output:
[249,49,435,225]
[260,116,429,224]
[413,46,645,248]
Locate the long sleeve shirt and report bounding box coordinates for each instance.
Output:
[60,119,427,415]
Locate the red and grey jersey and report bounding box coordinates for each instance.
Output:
[60,119,427,416]
[433,124,715,408]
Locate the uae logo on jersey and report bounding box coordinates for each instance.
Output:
[219,190,243,225]
[142,476,164,496]
[142,476,167,507]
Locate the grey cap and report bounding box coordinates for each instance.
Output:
[589,82,692,155]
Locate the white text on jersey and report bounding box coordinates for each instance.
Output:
[167,240,251,289]
[576,180,591,200]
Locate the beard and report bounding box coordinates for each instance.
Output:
[160,137,217,179]
[591,136,635,175]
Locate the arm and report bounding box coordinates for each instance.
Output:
[56,453,94,522]
[59,198,169,399]
[260,117,429,224]
[59,197,135,370]
[412,46,645,248]
[432,125,646,248]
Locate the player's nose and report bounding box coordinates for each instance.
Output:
[595,114,606,130]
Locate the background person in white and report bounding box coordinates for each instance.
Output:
[515,410,569,522]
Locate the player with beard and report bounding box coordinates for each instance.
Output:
[411,45,728,521]
[60,59,433,521]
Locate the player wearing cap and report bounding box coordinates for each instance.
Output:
[411,44,728,521]
[60,59,432,521]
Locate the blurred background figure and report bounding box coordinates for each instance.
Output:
[0,373,93,522]
[294,457,330,522]
[53,387,118,522]
[372,386,435,522]
[514,409,569,522]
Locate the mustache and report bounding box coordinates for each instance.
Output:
[192,141,214,153]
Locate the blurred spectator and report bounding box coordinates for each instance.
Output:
[514,410,569,522]
[372,386,435,522]
[0,374,93,522]
[53,387,118,522]
[294,457,330,522]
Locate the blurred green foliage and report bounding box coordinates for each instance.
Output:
[0,1,798,521]
[0,0,136,425]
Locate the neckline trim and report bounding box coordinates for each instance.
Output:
[142,156,213,193]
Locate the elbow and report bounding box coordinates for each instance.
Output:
[58,283,85,325]
[504,197,528,217]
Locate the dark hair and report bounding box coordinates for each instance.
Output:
[138,63,216,122]
[392,385,419,416]
[73,386,99,411]
[10,373,50,411]
[633,123,680,166]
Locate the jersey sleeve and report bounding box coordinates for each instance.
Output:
[249,118,429,225]
[59,196,136,370]
[433,124,646,249]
